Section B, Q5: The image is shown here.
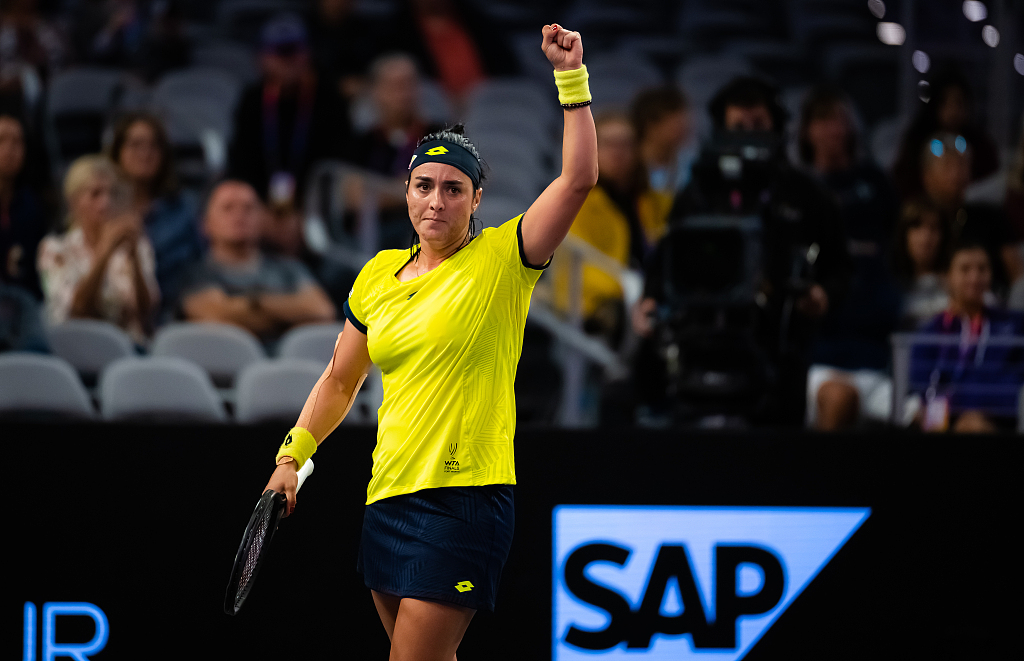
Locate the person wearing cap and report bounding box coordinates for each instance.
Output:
[262,24,597,659]
[227,12,352,207]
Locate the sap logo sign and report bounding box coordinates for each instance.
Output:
[23,602,109,661]
[553,506,869,660]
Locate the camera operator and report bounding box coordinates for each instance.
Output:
[632,76,850,426]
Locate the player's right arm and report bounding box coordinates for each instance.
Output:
[264,319,372,513]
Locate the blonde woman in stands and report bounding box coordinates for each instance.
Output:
[38,155,158,344]
[262,24,596,661]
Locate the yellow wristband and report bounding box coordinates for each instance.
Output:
[554,65,591,105]
[275,427,317,469]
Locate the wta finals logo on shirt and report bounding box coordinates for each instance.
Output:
[444,442,460,473]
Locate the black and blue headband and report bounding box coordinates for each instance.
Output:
[408,139,483,189]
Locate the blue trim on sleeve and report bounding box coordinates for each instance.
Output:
[342,299,368,334]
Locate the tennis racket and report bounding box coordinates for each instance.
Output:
[224,459,314,615]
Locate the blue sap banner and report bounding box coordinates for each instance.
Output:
[553,506,870,660]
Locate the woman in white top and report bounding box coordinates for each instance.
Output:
[38,155,159,344]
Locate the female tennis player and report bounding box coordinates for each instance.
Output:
[264,23,596,660]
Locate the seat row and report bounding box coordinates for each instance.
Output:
[0,320,382,424]
[47,319,342,386]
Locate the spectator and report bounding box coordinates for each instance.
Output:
[894,198,951,329]
[919,131,1020,292]
[350,53,442,249]
[1006,115,1024,243]
[631,86,696,195]
[259,199,355,311]
[107,111,202,319]
[0,281,47,352]
[179,180,335,342]
[0,113,45,298]
[71,0,188,81]
[634,76,850,425]
[228,13,352,208]
[893,69,999,200]
[798,87,901,430]
[37,155,159,344]
[309,0,382,100]
[909,241,1024,433]
[387,0,518,103]
[551,111,670,340]
[0,0,67,86]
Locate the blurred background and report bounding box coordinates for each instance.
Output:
[2,0,1023,432]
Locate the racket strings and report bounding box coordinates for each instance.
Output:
[238,505,273,598]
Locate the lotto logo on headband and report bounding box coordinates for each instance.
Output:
[425,146,449,155]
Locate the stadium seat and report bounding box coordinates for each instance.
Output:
[680,10,770,48]
[152,323,265,387]
[0,353,95,419]
[823,45,900,125]
[350,79,453,133]
[46,320,136,385]
[482,155,547,202]
[476,195,531,231]
[234,358,323,423]
[151,67,243,128]
[277,323,345,364]
[216,0,308,44]
[191,40,260,85]
[46,67,147,168]
[676,55,753,139]
[724,39,808,87]
[466,78,557,131]
[870,116,906,171]
[585,51,664,112]
[99,356,227,422]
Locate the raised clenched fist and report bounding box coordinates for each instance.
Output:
[541,24,584,72]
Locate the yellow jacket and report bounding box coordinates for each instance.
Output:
[552,185,671,318]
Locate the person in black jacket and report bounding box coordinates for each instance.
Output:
[227,13,352,208]
[632,77,850,426]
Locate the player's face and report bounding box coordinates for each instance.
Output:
[406,162,481,249]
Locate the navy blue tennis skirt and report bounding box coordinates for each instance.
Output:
[357,485,514,611]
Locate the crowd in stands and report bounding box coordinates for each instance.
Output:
[1,0,1023,431]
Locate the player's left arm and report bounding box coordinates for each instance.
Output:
[520,24,598,267]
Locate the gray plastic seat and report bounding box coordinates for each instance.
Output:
[99,356,227,422]
[46,67,144,117]
[152,323,265,387]
[0,353,95,419]
[47,319,135,383]
[277,323,345,364]
[477,195,530,230]
[191,40,260,85]
[234,359,324,423]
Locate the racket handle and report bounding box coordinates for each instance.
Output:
[296,458,314,493]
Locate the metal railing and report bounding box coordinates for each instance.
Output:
[890,332,1024,428]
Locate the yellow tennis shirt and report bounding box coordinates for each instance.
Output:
[343,216,546,504]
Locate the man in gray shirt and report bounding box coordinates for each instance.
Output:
[179,181,335,340]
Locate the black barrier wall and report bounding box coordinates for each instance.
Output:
[6,423,1019,659]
